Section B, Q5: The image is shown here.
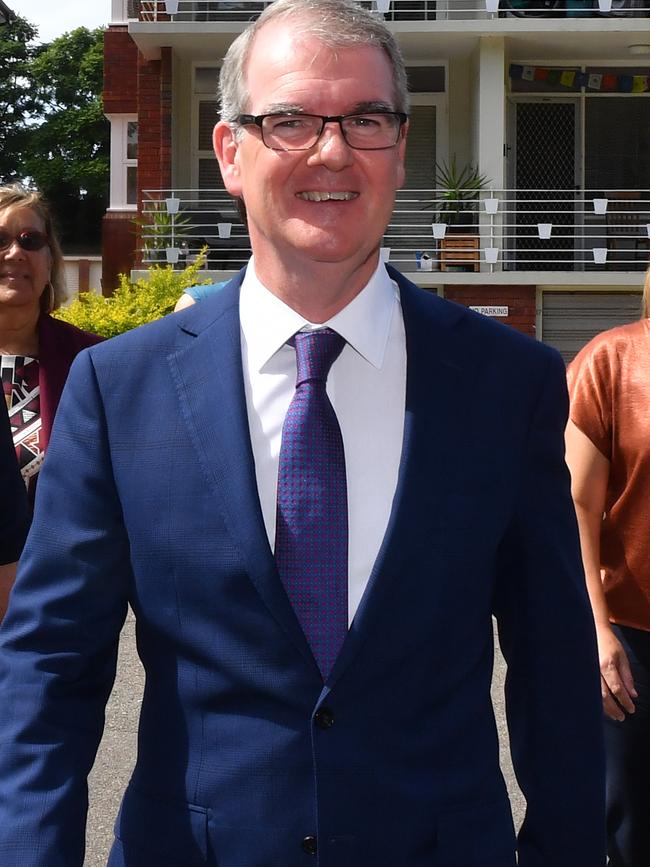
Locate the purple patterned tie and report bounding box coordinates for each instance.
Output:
[275,328,348,679]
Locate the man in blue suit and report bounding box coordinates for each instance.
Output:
[0,1,605,864]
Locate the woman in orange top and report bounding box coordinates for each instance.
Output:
[566,272,650,867]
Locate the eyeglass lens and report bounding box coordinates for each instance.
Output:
[261,113,402,150]
[0,231,49,252]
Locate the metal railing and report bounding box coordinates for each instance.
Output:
[139,188,650,273]
[135,0,649,22]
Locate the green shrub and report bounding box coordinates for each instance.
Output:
[55,250,212,339]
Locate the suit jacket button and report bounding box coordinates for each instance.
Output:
[314,707,335,729]
[302,835,317,855]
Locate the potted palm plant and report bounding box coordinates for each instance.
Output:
[135,201,192,265]
[424,158,490,233]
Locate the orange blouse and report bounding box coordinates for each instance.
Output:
[567,319,650,632]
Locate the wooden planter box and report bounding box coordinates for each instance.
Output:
[439,235,480,272]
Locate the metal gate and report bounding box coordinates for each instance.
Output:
[541,291,642,362]
[509,100,579,271]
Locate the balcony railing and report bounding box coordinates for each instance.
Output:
[139,188,650,274]
[135,0,649,22]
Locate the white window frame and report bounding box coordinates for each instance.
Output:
[108,114,138,211]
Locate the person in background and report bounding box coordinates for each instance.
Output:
[0,402,29,619]
[0,3,604,865]
[174,279,228,311]
[566,271,650,867]
[0,184,102,610]
[0,184,103,504]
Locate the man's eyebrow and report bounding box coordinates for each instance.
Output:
[350,101,395,114]
[260,103,305,115]
[258,100,397,116]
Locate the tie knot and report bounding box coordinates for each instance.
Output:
[293,329,345,386]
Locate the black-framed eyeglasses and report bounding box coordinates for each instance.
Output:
[235,111,408,151]
[0,229,49,253]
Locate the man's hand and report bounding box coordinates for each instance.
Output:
[596,623,637,721]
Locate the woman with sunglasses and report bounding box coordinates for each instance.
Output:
[0,184,102,613]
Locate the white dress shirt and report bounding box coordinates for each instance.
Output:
[239,257,406,623]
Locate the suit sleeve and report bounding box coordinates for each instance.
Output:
[0,349,132,867]
[492,348,606,867]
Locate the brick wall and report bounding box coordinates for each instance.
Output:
[137,47,172,202]
[102,28,173,284]
[102,211,137,295]
[443,285,536,337]
[103,27,138,115]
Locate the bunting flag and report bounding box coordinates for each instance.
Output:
[509,63,650,93]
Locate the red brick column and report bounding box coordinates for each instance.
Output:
[103,27,138,115]
[102,27,140,291]
[443,285,537,338]
[136,47,173,267]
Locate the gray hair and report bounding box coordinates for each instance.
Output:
[218,0,409,127]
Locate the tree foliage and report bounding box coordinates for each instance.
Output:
[0,21,108,251]
[24,28,109,251]
[0,15,38,184]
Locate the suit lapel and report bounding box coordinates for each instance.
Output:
[328,273,473,685]
[168,276,318,671]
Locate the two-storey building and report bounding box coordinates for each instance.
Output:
[103,0,650,358]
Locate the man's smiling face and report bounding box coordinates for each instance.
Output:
[214,20,407,285]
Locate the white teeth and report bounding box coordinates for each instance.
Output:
[297,191,357,202]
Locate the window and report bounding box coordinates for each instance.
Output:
[108,116,138,210]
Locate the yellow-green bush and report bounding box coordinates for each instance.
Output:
[54,251,212,339]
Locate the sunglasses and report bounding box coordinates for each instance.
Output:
[0,230,50,253]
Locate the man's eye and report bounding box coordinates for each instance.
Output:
[271,117,310,131]
[350,116,381,128]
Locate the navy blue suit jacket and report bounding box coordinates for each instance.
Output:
[0,269,605,866]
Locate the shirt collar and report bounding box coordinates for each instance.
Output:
[239,255,399,374]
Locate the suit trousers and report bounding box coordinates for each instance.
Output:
[605,624,650,867]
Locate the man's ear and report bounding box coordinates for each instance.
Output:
[213,121,243,197]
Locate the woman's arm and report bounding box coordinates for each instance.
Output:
[174,293,197,312]
[565,420,637,721]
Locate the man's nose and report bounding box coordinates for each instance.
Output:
[307,122,354,170]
